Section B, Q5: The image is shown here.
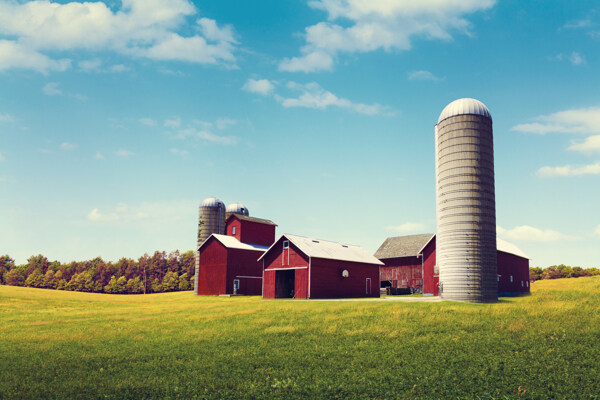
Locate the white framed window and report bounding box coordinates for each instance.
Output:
[283,240,289,250]
[497,275,500,282]
[232,226,236,235]
[526,281,529,287]
[510,275,513,283]
[521,281,524,287]
[233,279,240,294]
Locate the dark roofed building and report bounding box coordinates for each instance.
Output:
[225,214,277,247]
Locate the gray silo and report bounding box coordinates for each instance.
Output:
[225,202,250,221]
[435,98,498,303]
[194,197,226,295]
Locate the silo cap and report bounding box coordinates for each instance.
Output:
[200,197,225,207]
[226,202,250,216]
[438,98,491,124]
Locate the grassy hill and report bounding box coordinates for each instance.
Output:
[1,277,599,399]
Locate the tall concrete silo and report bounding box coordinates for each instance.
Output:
[435,98,498,303]
[195,197,226,295]
[225,202,249,220]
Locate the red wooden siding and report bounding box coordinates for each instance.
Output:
[422,237,438,295]
[226,215,275,246]
[225,248,264,295]
[380,256,422,290]
[262,237,310,298]
[309,258,380,299]
[198,238,228,295]
[497,251,530,295]
[263,269,276,299]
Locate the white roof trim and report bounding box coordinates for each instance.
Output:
[258,234,383,265]
[199,234,269,252]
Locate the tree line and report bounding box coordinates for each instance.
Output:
[530,265,600,282]
[0,251,195,294]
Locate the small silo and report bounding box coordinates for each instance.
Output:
[435,98,498,303]
[195,197,226,295]
[225,202,250,220]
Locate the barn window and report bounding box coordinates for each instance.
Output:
[521,281,524,287]
[510,275,513,283]
[497,275,500,282]
[526,281,529,287]
[232,226,236,235]
[283,240,289,250]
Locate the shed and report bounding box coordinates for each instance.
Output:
[197,234,268,295]
[375,234,530,296]
[259,234,383,299]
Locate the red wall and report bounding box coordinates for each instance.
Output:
[309,258,380,299]
[262,237,310,299]
[380,256,422,290]
[226,215,275,246]
[498,251,530,295]
[198,238,228,295]
[422,238,438,295]
[225,248,264,295]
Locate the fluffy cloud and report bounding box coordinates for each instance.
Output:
[568,135,600,154]
[0,0,237,72]
[43,82,62,96]
[0,113,14,122]
[115,149,134,157]
[275,81,389,115]
[87,204,148,222]
[386,222,427,234]
[537,162,600,177]
[512,107,600,135]
[60,142,77,150]
[165,117,238,145]
[408,70,443,81]
[279,0,495,72]
[242,79,276,95]
[497,225,578,242]
[139,118,157,127]
[0,152,4,162]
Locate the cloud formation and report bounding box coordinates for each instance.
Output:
[279,0,495,72]
[497,225,578,242]
[0,0,237,72]
[242,78,276,95]
[408,70,444,82]
[512,107,600,135]
[386,221,427,234]
[166,117,238,145]
[537,162,600,177]
[568,135,600,154]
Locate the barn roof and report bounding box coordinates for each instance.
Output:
[258,234,383,265]
[374,234,435,259]
[375,233,529,260]
[199,234,270,252]
[226,214,277,226]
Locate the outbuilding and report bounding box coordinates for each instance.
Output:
[375,234,530,296]
[259,234,383,299]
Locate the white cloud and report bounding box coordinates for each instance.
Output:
[60,142,77,150]
[94,152,104,160]
[87,204,148,222]
[594,225,600,237]
[215,117,236,130]
[497,225,578,242]
[537,162,600,177]
[109,64,130,73]
[167,117,238,145]
[115,149,134,157]
[568,135,600,154]
[0,40,70,73]
[0,113,14,122]
[169,148,189,156]
[279,0,495,72]
[0,0,237,72]
[408,70,443,81]
[242,78,275,95]
[0,152,4,162]
[195,130,238,145]
[43,82,63,96]
[386,222,427,234]
[569,52,585,65]
[164,118,182,128]
[139,118,157,126]
[276,81,389,115]
[79,59,102,72]
[512,107,600,135]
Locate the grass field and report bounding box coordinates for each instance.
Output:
[1,278,599,399]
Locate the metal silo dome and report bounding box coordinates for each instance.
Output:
[437,98,492,124]
[226,202,249,217]
[201,197,226,208]
[435,98,497,303]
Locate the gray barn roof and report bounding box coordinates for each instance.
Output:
[227,214,277,226]
[374,233,435,259]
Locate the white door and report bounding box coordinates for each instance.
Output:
[366,278,371,296]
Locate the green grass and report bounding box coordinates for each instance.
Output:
[1,278,599,400]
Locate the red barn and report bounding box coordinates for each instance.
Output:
[375,234,530,297]
[196,215,277,296]
[259,234,383,299]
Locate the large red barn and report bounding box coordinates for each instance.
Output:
[196,215,276,296]
[375,234,530,297]
[259,234,383,299]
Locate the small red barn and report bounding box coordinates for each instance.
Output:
[225,214,277,247]
[197,234,269,295]
[259,234,383,299]
[375,234,530,297]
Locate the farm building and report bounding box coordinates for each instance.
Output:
[196,203,277,296]
[375,234,530,297]
[259,234,383,299]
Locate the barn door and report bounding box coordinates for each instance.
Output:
[366,278,372,296]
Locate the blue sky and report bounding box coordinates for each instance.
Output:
[1,0,599,268]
